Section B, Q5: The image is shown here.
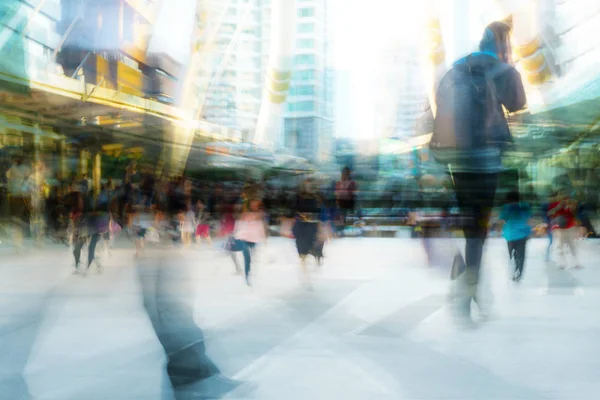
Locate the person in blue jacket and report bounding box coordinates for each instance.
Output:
[498,191,532,281]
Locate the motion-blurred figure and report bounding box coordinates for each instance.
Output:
[548,189,582,269]
[335,167,357,235]
[293,178,323,288]
[137,244,240,399]
[498,191,532,282]
[195,200,212,245]
[230,199,268,286]
[430,21,526,321]
[72,191,103,275]
[6,157,29,251]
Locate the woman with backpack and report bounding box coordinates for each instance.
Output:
[429,21,527,321]
[498,191,532,282]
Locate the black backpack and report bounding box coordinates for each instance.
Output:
[430,56,511,153]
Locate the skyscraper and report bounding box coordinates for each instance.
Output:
[0,0,62,81]
[198,0,263,139]
[376,42,426,140]
[282,0,334,163]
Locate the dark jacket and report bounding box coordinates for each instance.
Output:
[432,53,526,173]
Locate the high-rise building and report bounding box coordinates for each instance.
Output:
[282,0,334,163]
[0,0,62,79]
[196,0,335,157]
[376,42,426,140]
[198,0,263,138]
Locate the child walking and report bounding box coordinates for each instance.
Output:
[498,191,532,282]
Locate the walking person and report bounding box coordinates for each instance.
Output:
[293,178,323,288]
[335,167,357,235]
[72,192,103,275]
[430,21,527,321]
[548,189,582,269]
[230,199,267,286]
[136,245,240,398]
[180,202,195,247]
[6,157,30,251]
[498,191,532,282]
[195,200,212,245]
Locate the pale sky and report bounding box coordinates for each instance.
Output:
[149,0,197,62]
[331,0,426,140]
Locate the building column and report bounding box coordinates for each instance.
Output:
[33,128,42,166]
[423,1,447,118]
[79,150,88,177]
[498,0,552,85]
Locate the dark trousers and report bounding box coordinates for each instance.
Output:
[137,249,220,389]
[450,172,498,308]
[546,230,552,262]
[73,233,100,267]
[231,239,256,278]
[507,238,527,275]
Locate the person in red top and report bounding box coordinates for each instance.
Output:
[548,189,582,269]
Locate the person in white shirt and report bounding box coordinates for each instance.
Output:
[180,202,196,247]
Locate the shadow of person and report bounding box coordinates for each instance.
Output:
[136,244,242,399]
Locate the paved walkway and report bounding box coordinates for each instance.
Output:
[1,237,599,399]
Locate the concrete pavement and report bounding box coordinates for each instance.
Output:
[0,237,599,399]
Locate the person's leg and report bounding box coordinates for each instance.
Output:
[136,249,222,391]
[239,240,252,282]
[565,227,582,268]
[73,236,84,270]
[299,254,311,288]
[515,238,527,277]
[313,239,324,265]
[555,229,567,268]
[240,241,254,283]
[87,233,100,270]
[507,240,517,278]
[228,239,244,274]
[545,230,553,262]
[136,229,146,258]
[451,172,498,315]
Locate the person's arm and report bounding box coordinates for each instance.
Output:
[548,201,564,217]
[497,67,527,113]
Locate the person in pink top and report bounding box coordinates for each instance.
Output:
[231,199,268,285]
